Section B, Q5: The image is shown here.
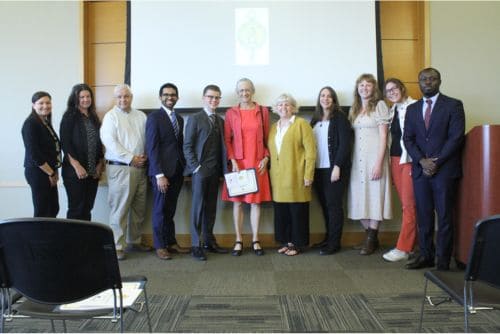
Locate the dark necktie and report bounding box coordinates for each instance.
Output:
[171,111,179,138]
[424,99,432,130]
[209,114,218,130]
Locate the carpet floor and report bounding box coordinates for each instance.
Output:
[4,293,500,332]
[3,249,500,332]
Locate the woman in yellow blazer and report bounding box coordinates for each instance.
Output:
[268,93,317,256]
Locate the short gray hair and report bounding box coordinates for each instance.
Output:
[273,93,298,114]
[114,84,133,97]
[235,78,255,94]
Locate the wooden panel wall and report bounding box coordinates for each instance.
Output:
[84,1,126,118]
[380,1,426,99]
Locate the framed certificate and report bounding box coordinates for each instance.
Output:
[224,168,259,197]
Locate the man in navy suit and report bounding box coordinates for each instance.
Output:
[183,84,228,261]
[403,68,465,270]
[146,83,189,260]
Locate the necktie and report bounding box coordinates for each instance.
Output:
[424,99,432,130]
[209,113,217,126]
[171,111,179,137]
[209,114,219,133]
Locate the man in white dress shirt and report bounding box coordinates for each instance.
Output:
[100,84,151,260]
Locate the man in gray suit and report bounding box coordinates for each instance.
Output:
[183,84,228,261]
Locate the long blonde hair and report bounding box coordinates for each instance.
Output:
[349,73,382,123]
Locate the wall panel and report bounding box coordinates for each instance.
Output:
[84,1,126,113]
[380,1,425,99]
[87,2,126,43]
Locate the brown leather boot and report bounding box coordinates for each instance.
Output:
[353,229,368,250]
[360,228,379,255]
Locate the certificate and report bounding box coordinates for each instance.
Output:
[59,282,143,311]
[224,168,259,197]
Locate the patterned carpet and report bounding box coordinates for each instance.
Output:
[4,292,500,332]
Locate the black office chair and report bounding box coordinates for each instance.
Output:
[0,217,152,333]
[418,214,500,332]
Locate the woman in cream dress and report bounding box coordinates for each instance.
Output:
[347,74,392,255]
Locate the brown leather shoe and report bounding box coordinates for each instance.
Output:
[167,244,190,254]
[156,248,172,260]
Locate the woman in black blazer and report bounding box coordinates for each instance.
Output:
[60,84,104,220]
[310,86,353,255]
[21,91,61,217]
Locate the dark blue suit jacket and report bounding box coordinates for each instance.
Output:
[145,108,185,178]
[403,93,465,179]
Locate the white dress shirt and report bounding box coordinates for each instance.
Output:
[275,115,295,155]
[100,105,147,164]
[313,120,330,168]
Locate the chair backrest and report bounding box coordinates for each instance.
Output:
[0,218,122,304]
[465,214,500,288]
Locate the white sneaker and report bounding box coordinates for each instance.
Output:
[383,248,409,262]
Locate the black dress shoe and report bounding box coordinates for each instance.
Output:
[312,239,328,249]
[405,256,434,270]
[191,247,207,261]
[436,264,450,271]
[204,243,229,254]
[252,241,264,256]
[436,259,450,271]
[231,241,243,256]
[319,246,340,256]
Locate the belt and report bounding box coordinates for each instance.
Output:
[106,160,130,166]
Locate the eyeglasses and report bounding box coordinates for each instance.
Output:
[205,95,221,100]
[162,93,178,98]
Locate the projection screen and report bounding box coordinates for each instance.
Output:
[130,1,377,108]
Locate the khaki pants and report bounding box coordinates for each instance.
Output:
[106,164,147,250]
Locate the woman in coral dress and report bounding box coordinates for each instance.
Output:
[222,78,272,256]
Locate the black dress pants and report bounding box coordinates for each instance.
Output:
[313,168,347,249]
[274,202,310,248]
[25,167,59,218]
[63,176,99,221]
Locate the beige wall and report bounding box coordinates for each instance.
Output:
[429,1,500,130]
[0,1,82,218]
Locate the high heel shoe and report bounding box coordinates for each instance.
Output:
[231,241,243,256]
[252,241,264,256]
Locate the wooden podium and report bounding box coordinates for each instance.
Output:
[454,125,500,265]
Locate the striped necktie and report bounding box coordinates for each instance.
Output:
[171,111,179,137]
[209,114,217,129]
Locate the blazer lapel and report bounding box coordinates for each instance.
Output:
[414,99,427,135]
[160,108,178,138]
